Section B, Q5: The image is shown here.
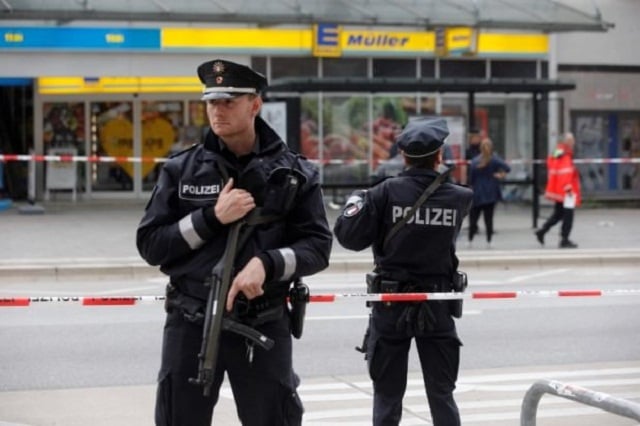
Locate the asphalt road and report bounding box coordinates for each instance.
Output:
[1,265,639,425]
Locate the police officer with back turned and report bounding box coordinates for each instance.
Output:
[334,117,473,426]
[137,59,332,426]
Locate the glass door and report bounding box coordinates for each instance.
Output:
[90,101,134,192]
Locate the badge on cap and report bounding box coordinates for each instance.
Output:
[212,61,225,85]
[213,61,225,74]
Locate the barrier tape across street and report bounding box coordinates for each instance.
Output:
[2,288,640,307]
[1,154,639,166]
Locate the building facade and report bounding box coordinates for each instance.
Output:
[0,0,637,201]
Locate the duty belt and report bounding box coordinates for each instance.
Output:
[366,276,450,294]
[171,278,285,326]
[164,283,275,349]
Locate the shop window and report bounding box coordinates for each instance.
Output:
[90,101,133,191]
[251,56,267,77]
[371,97,408,167]
[188,100,207,136]
[572,112,640,195]
[373,58,416,77]
[300,94,371,184]
[43,102,86,197]
[323,58,368,77]
[440,59,486,78]
[271,57,318,79]
[43,102,85,153]
[619,115,640,192]
[300,94,320,161]
[491,60,537,79]
[141,101,184,191]
[420,59,436,78]
[541,61,549,79]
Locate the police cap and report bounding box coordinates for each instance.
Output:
[197,59,268,101]
[396,117,449,158]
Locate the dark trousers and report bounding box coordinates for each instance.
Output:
[539,201,574,241]
[468,202,496,243]
[367,302,462,426]
[155,310,303,426]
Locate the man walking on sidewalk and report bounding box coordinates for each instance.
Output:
[535,132,581,248]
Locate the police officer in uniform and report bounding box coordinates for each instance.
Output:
[137,59,332,426]
[334,118,473,426]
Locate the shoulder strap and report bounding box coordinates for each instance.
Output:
[382,167,452,250]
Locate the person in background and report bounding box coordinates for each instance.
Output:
[535,132,581,248]
[137,59,332,426]
[464,126,483,162]
[467,138,511,248]
[460,126,483,185]
[334,117,473,426]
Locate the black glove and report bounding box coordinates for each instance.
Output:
[396,303,417,334]
[396,302,435,334]
[416,302,435,333]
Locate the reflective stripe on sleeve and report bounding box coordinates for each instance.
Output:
[277,247,296,281]
[178,214,205,250]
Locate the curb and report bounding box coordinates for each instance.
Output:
[1,249,639,279]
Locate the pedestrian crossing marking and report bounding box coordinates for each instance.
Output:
[220,363,640,425]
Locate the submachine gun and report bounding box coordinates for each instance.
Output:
[189,220,275,396]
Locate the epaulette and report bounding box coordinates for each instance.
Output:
[169,143,199,159]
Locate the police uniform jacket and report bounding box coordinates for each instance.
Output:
[137,116,332,303]
[334,168,473,284]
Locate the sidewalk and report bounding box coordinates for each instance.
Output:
[1,200,639,426]
[0,199,639,278]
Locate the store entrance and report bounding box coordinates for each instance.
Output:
[0,83,33,200]
[38,96,205,200]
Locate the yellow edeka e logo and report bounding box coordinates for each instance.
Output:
[313,24,341,58]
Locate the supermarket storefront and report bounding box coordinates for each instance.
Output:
[3,25,557,200]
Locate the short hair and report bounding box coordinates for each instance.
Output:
[560,132,574,143]
[405,148,440,169]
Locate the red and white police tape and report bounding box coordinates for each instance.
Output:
[1,154,639,166]
[1,289,640,307]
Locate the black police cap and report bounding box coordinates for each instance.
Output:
[396,117,449,158]
[197,59,268,100]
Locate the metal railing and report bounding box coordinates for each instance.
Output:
[520,379,640,426]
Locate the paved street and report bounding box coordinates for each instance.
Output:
[1,199,639,425]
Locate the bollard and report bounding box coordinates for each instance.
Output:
[18,149,45,214]
[520,379,640,426]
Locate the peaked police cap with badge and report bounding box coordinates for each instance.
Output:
[396,117,449,158]
[197,59,268,101]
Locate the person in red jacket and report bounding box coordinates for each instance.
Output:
[535,132,581,248]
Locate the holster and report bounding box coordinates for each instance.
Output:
[164,283,205,324]
[450,271,468,318]
[288,279,309,339]
[366,272,400,307]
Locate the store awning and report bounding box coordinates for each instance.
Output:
[1,0,613,33]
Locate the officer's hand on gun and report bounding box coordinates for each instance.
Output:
[225,257,266,311]
[215,178,256,224]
